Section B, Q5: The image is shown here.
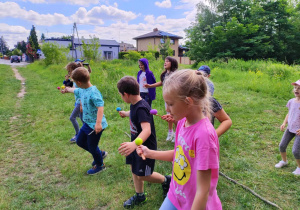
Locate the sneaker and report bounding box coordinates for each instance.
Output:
[292,167,300,175]
[162,175,171,198]
[87,163,106,175]
[166,132,173,141]
[123,193,147,209]
[275,160,288,168]
[70,135,77,143]
[92,151,108,166]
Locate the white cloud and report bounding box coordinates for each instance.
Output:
[71,5,138,25]
[0,23,30,49]
[155,0,172,8]
[25,0,100,6]
[0,2,71,26]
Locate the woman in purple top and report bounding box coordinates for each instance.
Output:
[275,80,300,176]
[137,58,156,107]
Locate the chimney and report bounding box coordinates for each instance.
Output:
[153,28,158,32]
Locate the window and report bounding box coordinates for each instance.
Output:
[160,38,165,44]
[170,39,175,45]
[104,51,113,60]
[173,50,175,56]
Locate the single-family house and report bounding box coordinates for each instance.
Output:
[133,28,192,64]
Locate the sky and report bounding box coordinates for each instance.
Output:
[0,0,202,49]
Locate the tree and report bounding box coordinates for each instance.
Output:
[185,0,299,63]
[81,35,101,61]
[158,37,173,60]
[29,25,40,50]
[16,41,27,54]
[41,33,45,41]
[0,36,9,56]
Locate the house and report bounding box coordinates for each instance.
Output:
[133,28,192,64]
[43,37,120,60]
[119,41,136,52]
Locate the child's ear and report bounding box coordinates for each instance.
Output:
[185,97,192,104]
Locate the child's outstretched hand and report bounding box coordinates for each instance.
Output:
[136,145,150,159]
[118,142,136,157]
[296,129,300,136]
[144,84,151,88]
[119,111,127,118]
[280,123,286,132]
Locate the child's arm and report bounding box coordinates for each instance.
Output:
[137,145,174,162]
[280,113,288,131]
[191,170,211,210]
[62,87,76,94]
[214,108,232,137]
[145,81,162,88]
[119,111,130,118]
[118,122,151,157]
[95,106,104,134]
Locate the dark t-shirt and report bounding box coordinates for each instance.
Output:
[63,79,73,87]
[129,99,157,150]
[211,97,222,125]
[126,99,157,176]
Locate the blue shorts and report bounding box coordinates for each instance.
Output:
[160,196,177,210]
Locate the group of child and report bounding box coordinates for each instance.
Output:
[59,57,300,209]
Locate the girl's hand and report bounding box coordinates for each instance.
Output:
[118,142,136,157]
[296,129,300,136]
[144,84,151,88]
[280,123,286,132]
[161,114,176,123]
[60,89,66,94]
[94,123,102,134]
[136,145,150,158]
[119,111,127,118]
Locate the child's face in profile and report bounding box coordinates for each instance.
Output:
[163,91,188,121]
[139,61,145,71]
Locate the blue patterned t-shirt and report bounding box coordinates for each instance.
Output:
[74,86,108,130]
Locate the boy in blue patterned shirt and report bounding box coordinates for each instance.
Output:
[64,67,108,175]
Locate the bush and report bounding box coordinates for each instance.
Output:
[41,42,68,66]
[123,51,141,61]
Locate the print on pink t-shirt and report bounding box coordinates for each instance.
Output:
[168,117,222,210]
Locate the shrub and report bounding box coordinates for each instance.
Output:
[41,42,68,66]
[123,50,141,61]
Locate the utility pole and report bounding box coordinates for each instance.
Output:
[72,23,82,59]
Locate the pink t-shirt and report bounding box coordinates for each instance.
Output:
[168,117,222,210]
[287,98,300,133]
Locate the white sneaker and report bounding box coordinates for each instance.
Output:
[166,132,173,141]
[275,160,288,168]
[171,132,176,143]
[292,168,300,175]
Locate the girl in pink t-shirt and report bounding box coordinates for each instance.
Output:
[137,69,222,210]
[274,80,300,176]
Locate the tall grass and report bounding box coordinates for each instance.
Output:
[1,58,299,209]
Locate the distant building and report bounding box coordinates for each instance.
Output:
[119,41,136,52]
[133,28,191,64]
[43,37,120,60]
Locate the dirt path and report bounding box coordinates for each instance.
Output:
[12,67,26,98]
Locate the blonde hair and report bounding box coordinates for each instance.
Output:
[163,69,212,119]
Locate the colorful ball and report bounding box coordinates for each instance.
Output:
[116,107,121,111]
[135,137,143,146]
[57,86,60,90]
[150,109,158,115]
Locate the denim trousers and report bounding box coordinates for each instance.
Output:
[76,123,104,166]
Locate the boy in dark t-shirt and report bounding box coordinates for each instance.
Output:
[117,76,171,209]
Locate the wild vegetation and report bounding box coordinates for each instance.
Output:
[0,59,299,209]
[186,0,300,64]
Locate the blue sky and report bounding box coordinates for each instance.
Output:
[0,0,201,49]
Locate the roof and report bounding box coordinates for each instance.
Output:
[133,30,183,40]
[73,39,120,46]
[179,45,189,50]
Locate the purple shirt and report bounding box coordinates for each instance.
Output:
[137,58,156,100]
[287,98,300,133]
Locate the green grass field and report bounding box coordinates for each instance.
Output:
[0,59,299,209]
